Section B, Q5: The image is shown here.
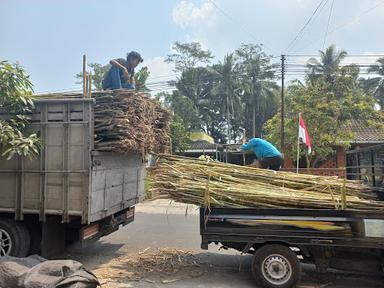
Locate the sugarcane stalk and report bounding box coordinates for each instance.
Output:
[149,155,384,211]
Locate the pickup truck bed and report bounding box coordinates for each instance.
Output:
[200,207,384,288]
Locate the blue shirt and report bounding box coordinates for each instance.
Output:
[242,138,282,159]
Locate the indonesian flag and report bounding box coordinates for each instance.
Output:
[299,114,312,154]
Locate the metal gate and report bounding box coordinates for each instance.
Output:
[346,144,384,188]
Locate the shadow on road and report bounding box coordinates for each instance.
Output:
[64,241,126,270]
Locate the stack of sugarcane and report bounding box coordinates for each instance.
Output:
[93,90,171,155]
[149,155,384,210]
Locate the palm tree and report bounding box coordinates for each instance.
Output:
[175,67,216,131]
[363,58,384,110]
[236,44,278,137]
[210,54,242,143]
[307,44,347,82]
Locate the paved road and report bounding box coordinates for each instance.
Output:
[69,200,383,288]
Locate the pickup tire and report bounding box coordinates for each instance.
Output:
[252,244,301,288]
[0,218,30,257]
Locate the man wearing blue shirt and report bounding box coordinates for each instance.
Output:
[242,138,283,171]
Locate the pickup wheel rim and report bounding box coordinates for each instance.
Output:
[261,254,292,285]
[0,228,12,256]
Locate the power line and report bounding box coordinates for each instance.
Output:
[329,0,384,34]
[206,0,274,54]
[148,73,180,80]
[322,0,335,50]
[285,0,328,53]
[293,0,384,53]
[286,54,384,57]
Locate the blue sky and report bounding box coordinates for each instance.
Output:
[1,0,384,93]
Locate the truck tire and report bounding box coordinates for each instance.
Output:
[14,221,31,257]
[28,226,41,255]
[0,218,30,257]
[252,244,301,288]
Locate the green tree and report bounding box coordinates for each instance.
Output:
[265,68,383,167]
[165,42,219,138]
[0,61,40,159]
[360,58,384,110]
[163,90,203,131]
[170,114,190,152]
[210,53,243,142]
[135,66,150,92]
[307,44,347,83]
[175,67,216,130]
[76,63,110,91]
[236,44,278,138]
[166,42,213,72]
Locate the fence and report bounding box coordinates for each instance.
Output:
[346,144,384,188]
[281,168,345,177]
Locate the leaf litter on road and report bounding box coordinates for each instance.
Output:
[93,247,206,286]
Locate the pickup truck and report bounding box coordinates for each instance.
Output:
[200,144,384,288]
[0,96,145,257]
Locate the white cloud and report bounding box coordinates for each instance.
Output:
[144,56,177,95]
[170,0,384,60]
[145,56,174,80]
[343,51,379,65]
[172,0,217,29]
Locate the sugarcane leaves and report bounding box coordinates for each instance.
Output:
[0,61,40,160]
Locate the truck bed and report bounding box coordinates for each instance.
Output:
[0,98,145,224]
[200,207,384,250]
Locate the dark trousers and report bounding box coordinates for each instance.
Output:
[259,156,284,171]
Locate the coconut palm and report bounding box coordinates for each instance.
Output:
[210,54,242,143]
[236,44,278,137]
[307,44,347,82]
[363,58,384,110]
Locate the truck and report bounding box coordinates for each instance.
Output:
[200,144,384,288]
[0,96,145,257]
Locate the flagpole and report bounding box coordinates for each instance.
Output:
[296,113,301,174]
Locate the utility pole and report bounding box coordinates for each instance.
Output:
[280,54,286,152]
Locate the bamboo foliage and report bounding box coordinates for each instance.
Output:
[149,155,384,210]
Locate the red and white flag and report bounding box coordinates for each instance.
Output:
[298,114,312,154]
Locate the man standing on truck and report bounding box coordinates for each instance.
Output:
[242,138,283,171]
[102,51,143,90]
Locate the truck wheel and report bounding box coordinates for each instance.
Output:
[0,218,30,257]
[15,221,31,256]
[252,244,301,288]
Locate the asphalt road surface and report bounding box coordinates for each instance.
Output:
[69,200,383,288]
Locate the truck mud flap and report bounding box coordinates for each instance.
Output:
[80,206,135,245]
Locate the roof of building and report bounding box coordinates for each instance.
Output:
[187,140,220,151]
[346,120,384,144]
[190,132,214,144]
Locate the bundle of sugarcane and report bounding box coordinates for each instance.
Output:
[149,155,384,210]
[92,90,171,155]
